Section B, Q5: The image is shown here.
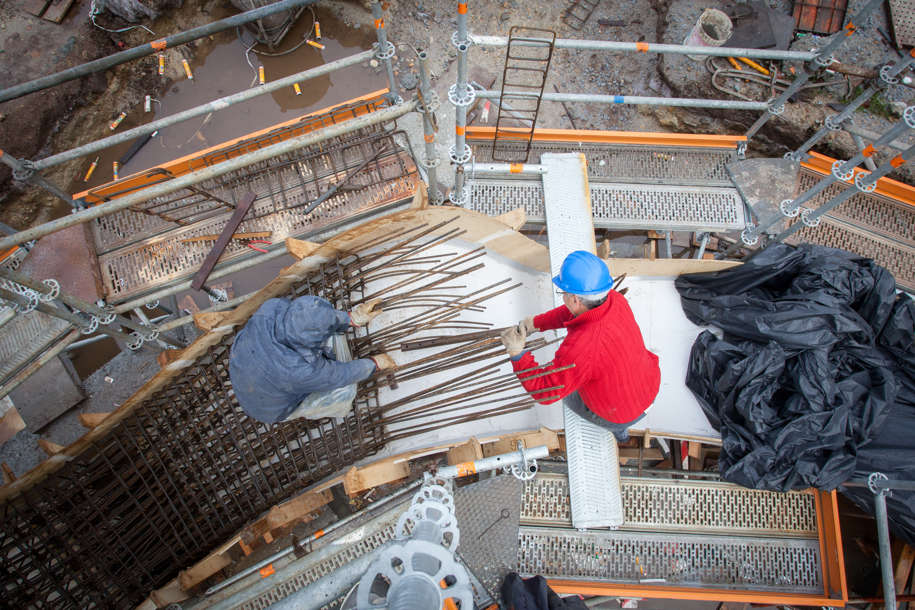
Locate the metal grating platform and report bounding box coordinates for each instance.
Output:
[468,179,745,232]
[0,309,70,385]
[470,142,737,186]
[787,169,915,291]
[94,145,418,301]
[889,0,915,46]
[516,526,823,593]
[516,472,823,594]
[522,474,818,537]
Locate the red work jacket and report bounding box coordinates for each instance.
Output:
[512,291,661,423]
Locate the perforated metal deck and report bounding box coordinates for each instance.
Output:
[516,473,823,594]
[786,168,915,291]
[93,130,418,302]
[0,310,70,385]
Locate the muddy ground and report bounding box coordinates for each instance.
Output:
[2,0,914,231]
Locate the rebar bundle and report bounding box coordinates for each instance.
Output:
[0,216,557,608]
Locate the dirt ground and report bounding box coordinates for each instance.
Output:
[1,0,913,229]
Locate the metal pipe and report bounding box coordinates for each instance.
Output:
[844,124,911,151]
[772,141,915,243]
[204,479,423,596]
[695,232,709,259]
[416,51,442,204]
[437,445,549,478]
[473,89,768,110]
[0,100,418,252]
[851,133,879,172]
[469,34,817,61]
[0,266,179,345]
[0,149,75,207]
[65,314,168,350]
[0,0,321,103]
[844,478,915,492]
[450,1,472,205]
[874,491,897,609]
[371,1,400,103]
[33,50,374,170]
[746,0,883,140]
[470,162,547,174]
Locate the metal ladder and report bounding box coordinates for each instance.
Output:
[562,0,601,30]
[492,27,556,163]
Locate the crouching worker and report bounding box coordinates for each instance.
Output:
[229,295,396,423]
[500,250,660,442]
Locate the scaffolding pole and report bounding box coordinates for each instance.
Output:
[32,51,374,171]
[449,0,474,206]
[0,149,76,208]
[417,50,443,205]
[0,0,321,103]
[0,100,418,253]
[371,1,400,104]
[787,52,915,162]
[474,90,768,110]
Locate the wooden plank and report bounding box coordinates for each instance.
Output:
[178,553,232,591]
[2,463,15,485]
[38,439,64,456]
[78,412,111,428]
[0,400,26,445]
[481,427,560,457]
[447,438,484,465]
[604,257,742,277]
[895,545,915,600]
[285,238,322,261]
[266,488,333,530]
[191,192,257,291]
[41,0,75,22]
[495,208,526,231]
[181,231,271,244]
[22,0,52,16]
[194,311,232,332]
[156,349,186,368]
[343,460,410,495]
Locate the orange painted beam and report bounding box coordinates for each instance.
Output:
[466,126,746,149]
[74,89,391,204]
[547,581,845,606]
[802,151,915,208]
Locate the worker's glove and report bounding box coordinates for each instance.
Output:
[519,316,537,334]
[369,353,397,372]
[350,298,383,326]
[500,324,527,357]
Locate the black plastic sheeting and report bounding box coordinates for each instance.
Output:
[676,243,915,545]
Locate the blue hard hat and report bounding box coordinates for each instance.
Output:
[552,251,614,295]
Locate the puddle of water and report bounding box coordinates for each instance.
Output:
[70,7,385,192]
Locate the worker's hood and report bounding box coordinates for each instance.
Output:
[276,295,349,353]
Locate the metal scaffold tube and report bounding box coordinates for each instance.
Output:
[0,0,321,103]
[417,51,443,205]
[0,100,418,253]
[787,51,915,162]
[449,0,473,205]
[469,34,817,61]
[371,1,401,104]
[33,50,374,171]
[745,0,883,140]
[0,149,77,208]
[474,89,768,110]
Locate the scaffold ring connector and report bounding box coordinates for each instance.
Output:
[80,315,99,335]
[40,279,60,302]
[420,156,441,170]
[831,159,854,182]
[418,91,441,113]
[879,64,900,85]
[867,472,889,495]
[736,141,747,158]
[15,290,39,314]
[451,30,471,49]
[127,332,144,351]
[98,310,116,325]
[780,199,800,217]
[449,143,472,165]
[373,40,395,60]
[767,102,785,115]
[740,227,759,246]
[447,83,475,108]
[430,189,446,206]
[449,186,470,207]
[824,115,844,131]
[145,300,159,310]
[783,151,802,162]
[855,172,877,193]
[801,208,821,227]
[904,105,915,128]
[813,53,835,67]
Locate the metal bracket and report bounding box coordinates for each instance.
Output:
[736,141,747,159]
[373,40,395,60]
[831,159,855,182]
[780,198,800,218]
[507,441,538,481]
[868,472,890,496]
[854,172,877,193]
[801,208,821,227]
[206,287,229,304]
[447,83,476,108]
[39,279,60,302]
[740,226,760,246]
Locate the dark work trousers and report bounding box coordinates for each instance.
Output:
[564,391,646,442]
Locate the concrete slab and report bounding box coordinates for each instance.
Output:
[8,355,84,431]
[727,157,801,236]
[19,223,103,303]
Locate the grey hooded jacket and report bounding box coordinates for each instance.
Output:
[228,296,376,423]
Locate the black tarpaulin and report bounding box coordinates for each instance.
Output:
[676,243,915,545]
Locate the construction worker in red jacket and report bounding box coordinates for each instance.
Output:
[500,250,661,442]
